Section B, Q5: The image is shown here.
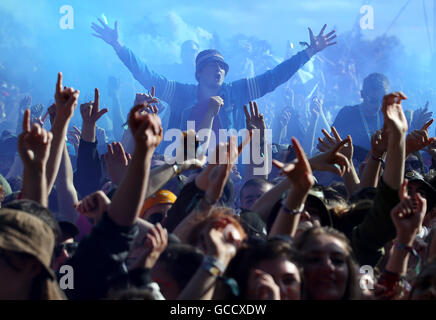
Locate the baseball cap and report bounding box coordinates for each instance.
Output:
[405,171,436,197]
[140,190,177,218]
[195,49,229,75]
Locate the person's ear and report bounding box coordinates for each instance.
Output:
[360,90,364,99]
[195,71,200,83]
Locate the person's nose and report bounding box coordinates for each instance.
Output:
[318,256,335,273]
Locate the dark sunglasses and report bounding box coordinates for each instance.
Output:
[54,242,79,257]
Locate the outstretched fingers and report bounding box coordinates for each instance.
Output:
[97,17,108,28]
[308,27,315,42]
[322,129,336,145]
[330,126,342,142]
[331,138,349,155]
[318,24,327,36]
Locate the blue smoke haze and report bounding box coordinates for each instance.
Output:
[1,0,435,134]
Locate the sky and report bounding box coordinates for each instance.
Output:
[0,0,435,112]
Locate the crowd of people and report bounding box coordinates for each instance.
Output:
[0,17,436,301]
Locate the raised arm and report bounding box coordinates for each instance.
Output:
[91,19,180,104]
[54,144,80,224]
[80,88,108,144]
[173,141,236,242]
[178,226,239,300]
[382,92,409,190]
[243,101,270,181]
[18,109,53,207]
[46,72,79,195]
[235,25,336,102]
[385,180,426,276]
[405,119,434,156]
[108,103,162,227]
[358,129,388,189]
[270,138,314,237]
[73,89,107,197]
[317,126,359,197]
[377,180,426,299]
[252,178,291,223]
[352,92,409,266]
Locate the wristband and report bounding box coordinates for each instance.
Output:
[201,256,240,296]
[172,163,182,175]
[394,240,421,274]
[371,154,385,167]
[202,256,226,276]
[281,201,305,215]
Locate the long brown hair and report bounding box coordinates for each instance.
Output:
[294,226,361,300]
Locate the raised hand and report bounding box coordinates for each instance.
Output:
[382,92,408,136]
[310,97,323,118]
[54,72,80,123]
[47,103,57,125]
[67,126,81,155]
[80,88,108,124]
[74,190,111,224]
[128,103,163,152]
[91,18,120,48]
[305,24,337,56]
[248,269,281,300]
[30,109,49,129]
[371,129,388,158]
[202,226,241,267]
[406,119,435,155]
[134,86,159,107]
[391,180,426,245]
[208,96,224,118]
[243,101,266,132]
[280,109,292,128]
[310,137,350,176]
[129,223,168,270]
[20,95,32,111]
[273,137,314,191]
[173,130,206,171]
[318,126,353,162]
[103,142,131,185]
[205,138,237,205]
[196,133,250,192]
[18,109,53,169]
[79,88,107,143]
[410,102,433,131]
